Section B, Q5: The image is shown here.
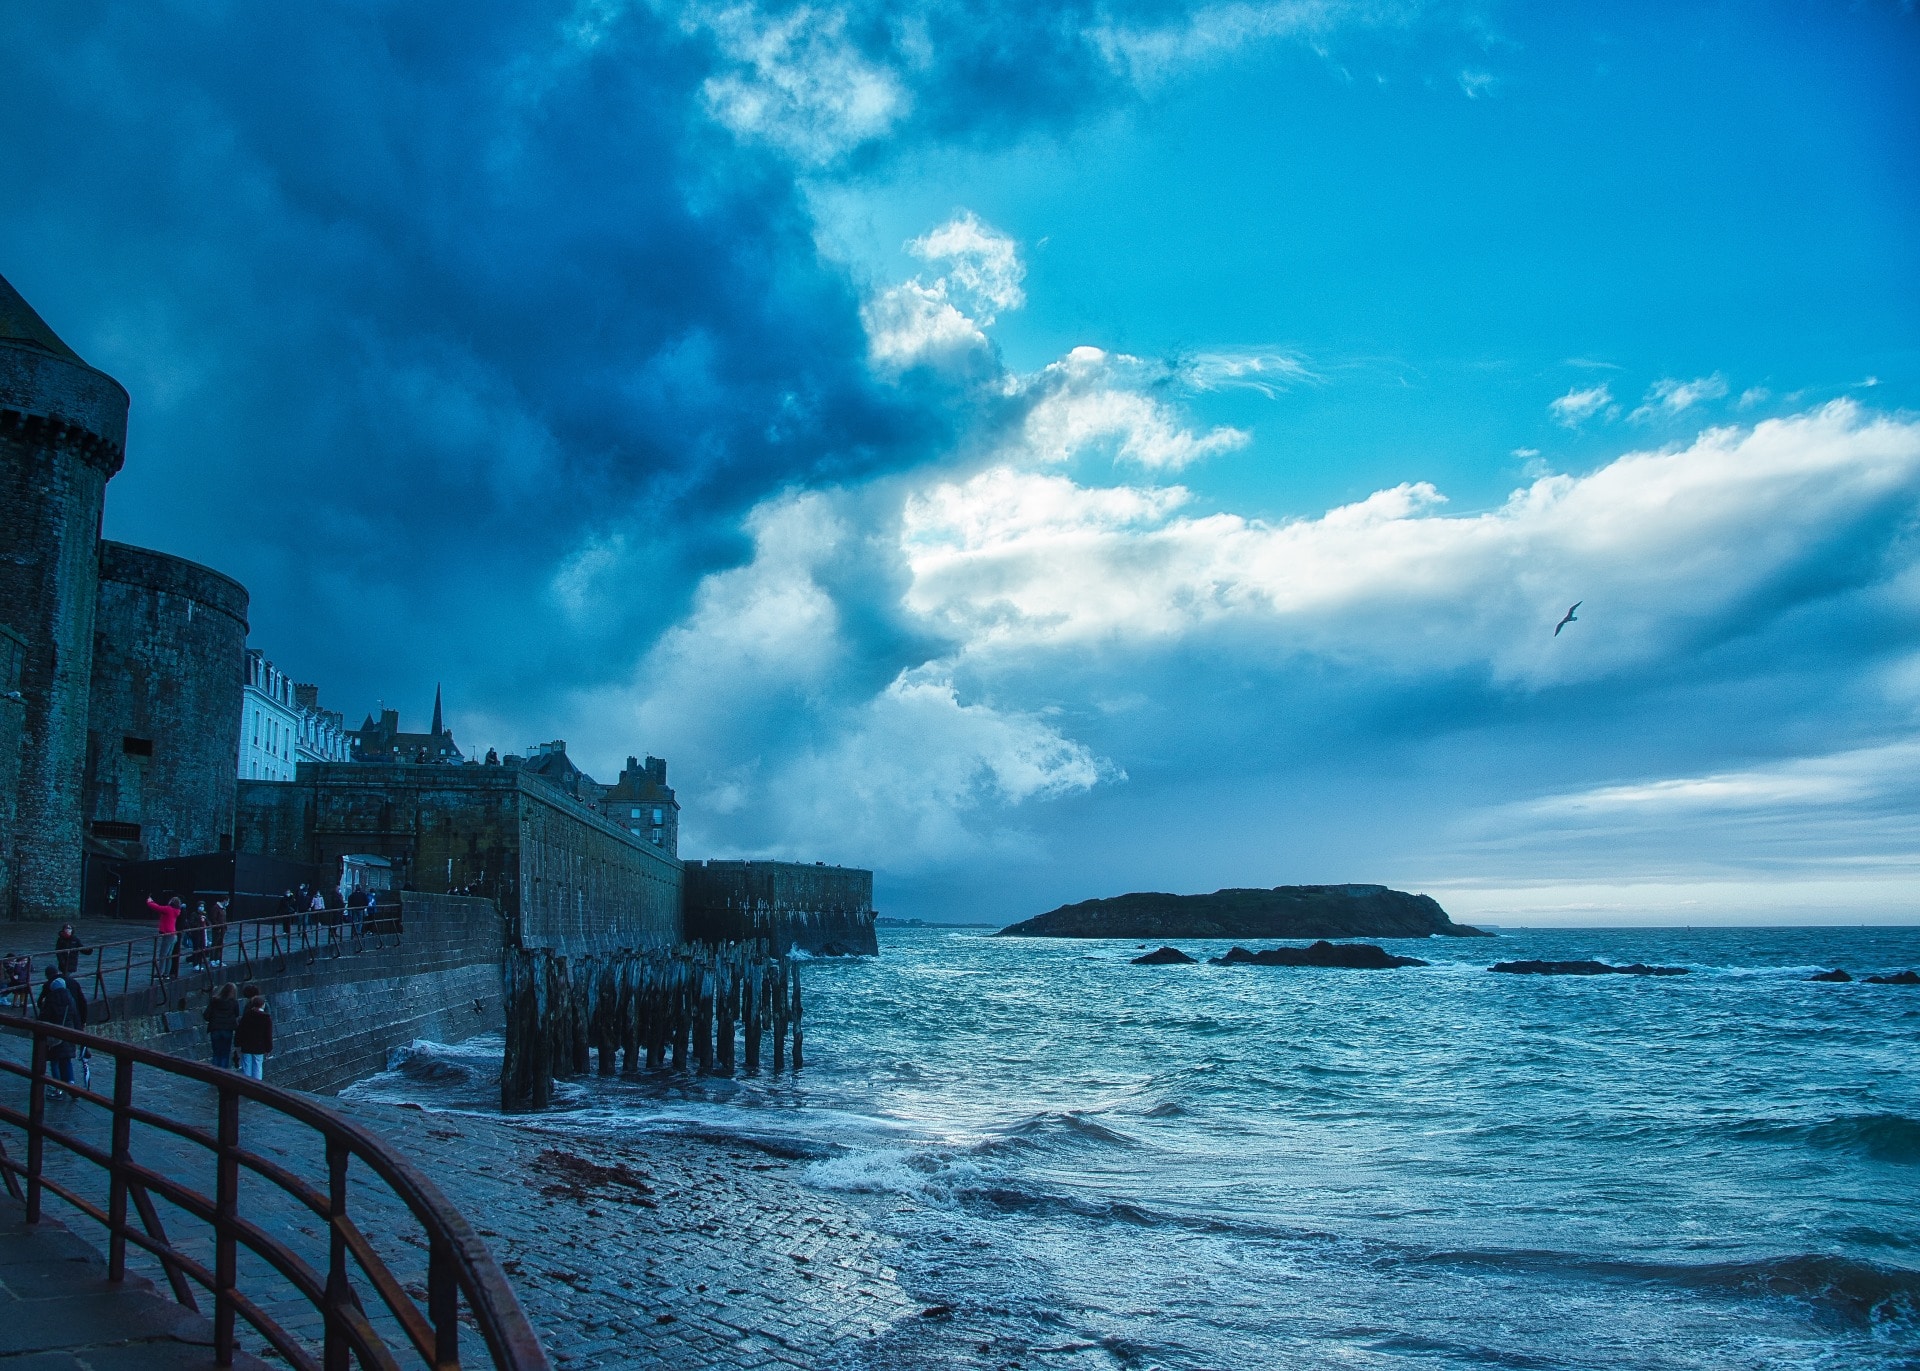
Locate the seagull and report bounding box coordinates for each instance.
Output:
[1553,602,1581,636]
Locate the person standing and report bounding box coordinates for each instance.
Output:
[235,995,273,1081]
[35,967,83,1096]
[54,923,87,974]
[185,904,210,971]
[204,983,240,1069]
[209,899,229,969]
[146,895,182,980]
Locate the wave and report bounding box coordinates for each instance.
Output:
[1421,1247,1920,1328]
[1723,1113,1920,1164]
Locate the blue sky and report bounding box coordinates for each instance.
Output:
[3,0,1916,924]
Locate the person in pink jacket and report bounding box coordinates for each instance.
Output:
[146,894,182,980]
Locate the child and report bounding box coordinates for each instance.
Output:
[235,994,273,1081]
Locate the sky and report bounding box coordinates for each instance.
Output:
[3,0,1917,925]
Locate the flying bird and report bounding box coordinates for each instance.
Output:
[1553,602,1581,636]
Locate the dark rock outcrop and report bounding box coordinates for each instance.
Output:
[1864,969,1920,985]
[1809,969,1853,982]
[1209,940,1429,970]
[1489,960,1689,977]
[997,884,1488,940]
[1131,946,1197,965]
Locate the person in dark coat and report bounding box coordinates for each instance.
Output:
[235,995,273,1081]
[209,899,229,968]
[204,983,240,1069]
[54,923,87,974]
[35,967,84,1092]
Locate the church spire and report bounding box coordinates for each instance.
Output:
[431,684,443,737]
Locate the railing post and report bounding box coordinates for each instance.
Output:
[215,1082,239,1367]
[324,1139,351,1371]
[108,1052,132,1279]
[429,1233,460,1369]
[24,1031,46,1223]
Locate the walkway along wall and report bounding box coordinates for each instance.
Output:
[92,892,505,1094]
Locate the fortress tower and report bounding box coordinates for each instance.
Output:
[0,273,129,919]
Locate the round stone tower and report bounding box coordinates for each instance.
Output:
[0,272,128,920]
[85,542,250,863]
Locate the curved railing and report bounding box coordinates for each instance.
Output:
[4,909,404,1024]
[0,1013,549,1371]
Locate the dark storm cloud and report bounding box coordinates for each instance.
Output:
[0,0,957,720]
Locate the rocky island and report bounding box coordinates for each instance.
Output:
[998,884,1490,940]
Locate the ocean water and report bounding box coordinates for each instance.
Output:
[349,926,1920,1369]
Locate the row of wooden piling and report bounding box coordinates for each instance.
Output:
[501,944,802,1110]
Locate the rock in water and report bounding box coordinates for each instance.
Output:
[1809,968,1853,982]
[1489,960,1689,977]
[1209,940,1429,970]
[1132,946,1198,965]
[997,884,1488,939]
[1864,969,1920,985]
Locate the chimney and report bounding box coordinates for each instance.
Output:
[646,755,666,785]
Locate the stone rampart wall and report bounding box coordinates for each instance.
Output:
[96,892,504,1094]
[236,764,682,956]
[683,860,876,956]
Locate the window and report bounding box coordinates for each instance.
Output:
[652,807,663,824]
[630,807,641,819]
[122,736,153,757]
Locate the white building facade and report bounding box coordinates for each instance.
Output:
[240,650,300,780]
[240,651,352,780]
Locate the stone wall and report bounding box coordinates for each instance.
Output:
[0,339,128,920]
[236,762,683,956]
[97,892,505,1095]
[85,541,249,860]
[0,626,23,918]
[683,860,877,956]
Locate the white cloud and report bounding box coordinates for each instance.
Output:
[902,402,1920,680]
[1020,347,1249,469]
[1527,740,1920,818]
[1091,1,1395,87]
[909,212,1024,320]
[1630,372,1728,422]
[691,3,909,162]
[1737,386,1770,409]
[1181,348,1316,397]
[1549,382,1615,426]
[863,211,1023,372]
[1457,68,1494,98]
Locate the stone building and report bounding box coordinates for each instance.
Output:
[601,755,679,857]
[236,759,682,954]
[1,272,130,919]
[85,541,250,861]
[352,688,464,764]
[0,269,259,916]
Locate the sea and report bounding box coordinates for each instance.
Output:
[347,925,1920,1370]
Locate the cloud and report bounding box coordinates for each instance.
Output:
[1457,68,1494,98]
[861,211,1024,371]
[693,3,911,163]
[1020,347,1250,469]
[1549,382,1616,426]
[1528,740,1920,818]
[901,402,1920,681]
[1630,372,1729,422]
[1180,348,1317,397]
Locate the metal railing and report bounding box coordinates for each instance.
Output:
[0,1013,549,1370]
[6,908,404,1024]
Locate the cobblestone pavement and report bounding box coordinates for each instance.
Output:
[0,1036,921,1369]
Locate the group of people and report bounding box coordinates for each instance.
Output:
[274,883,388,943]
[201,982,275,1079]
[143,893,231,979]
